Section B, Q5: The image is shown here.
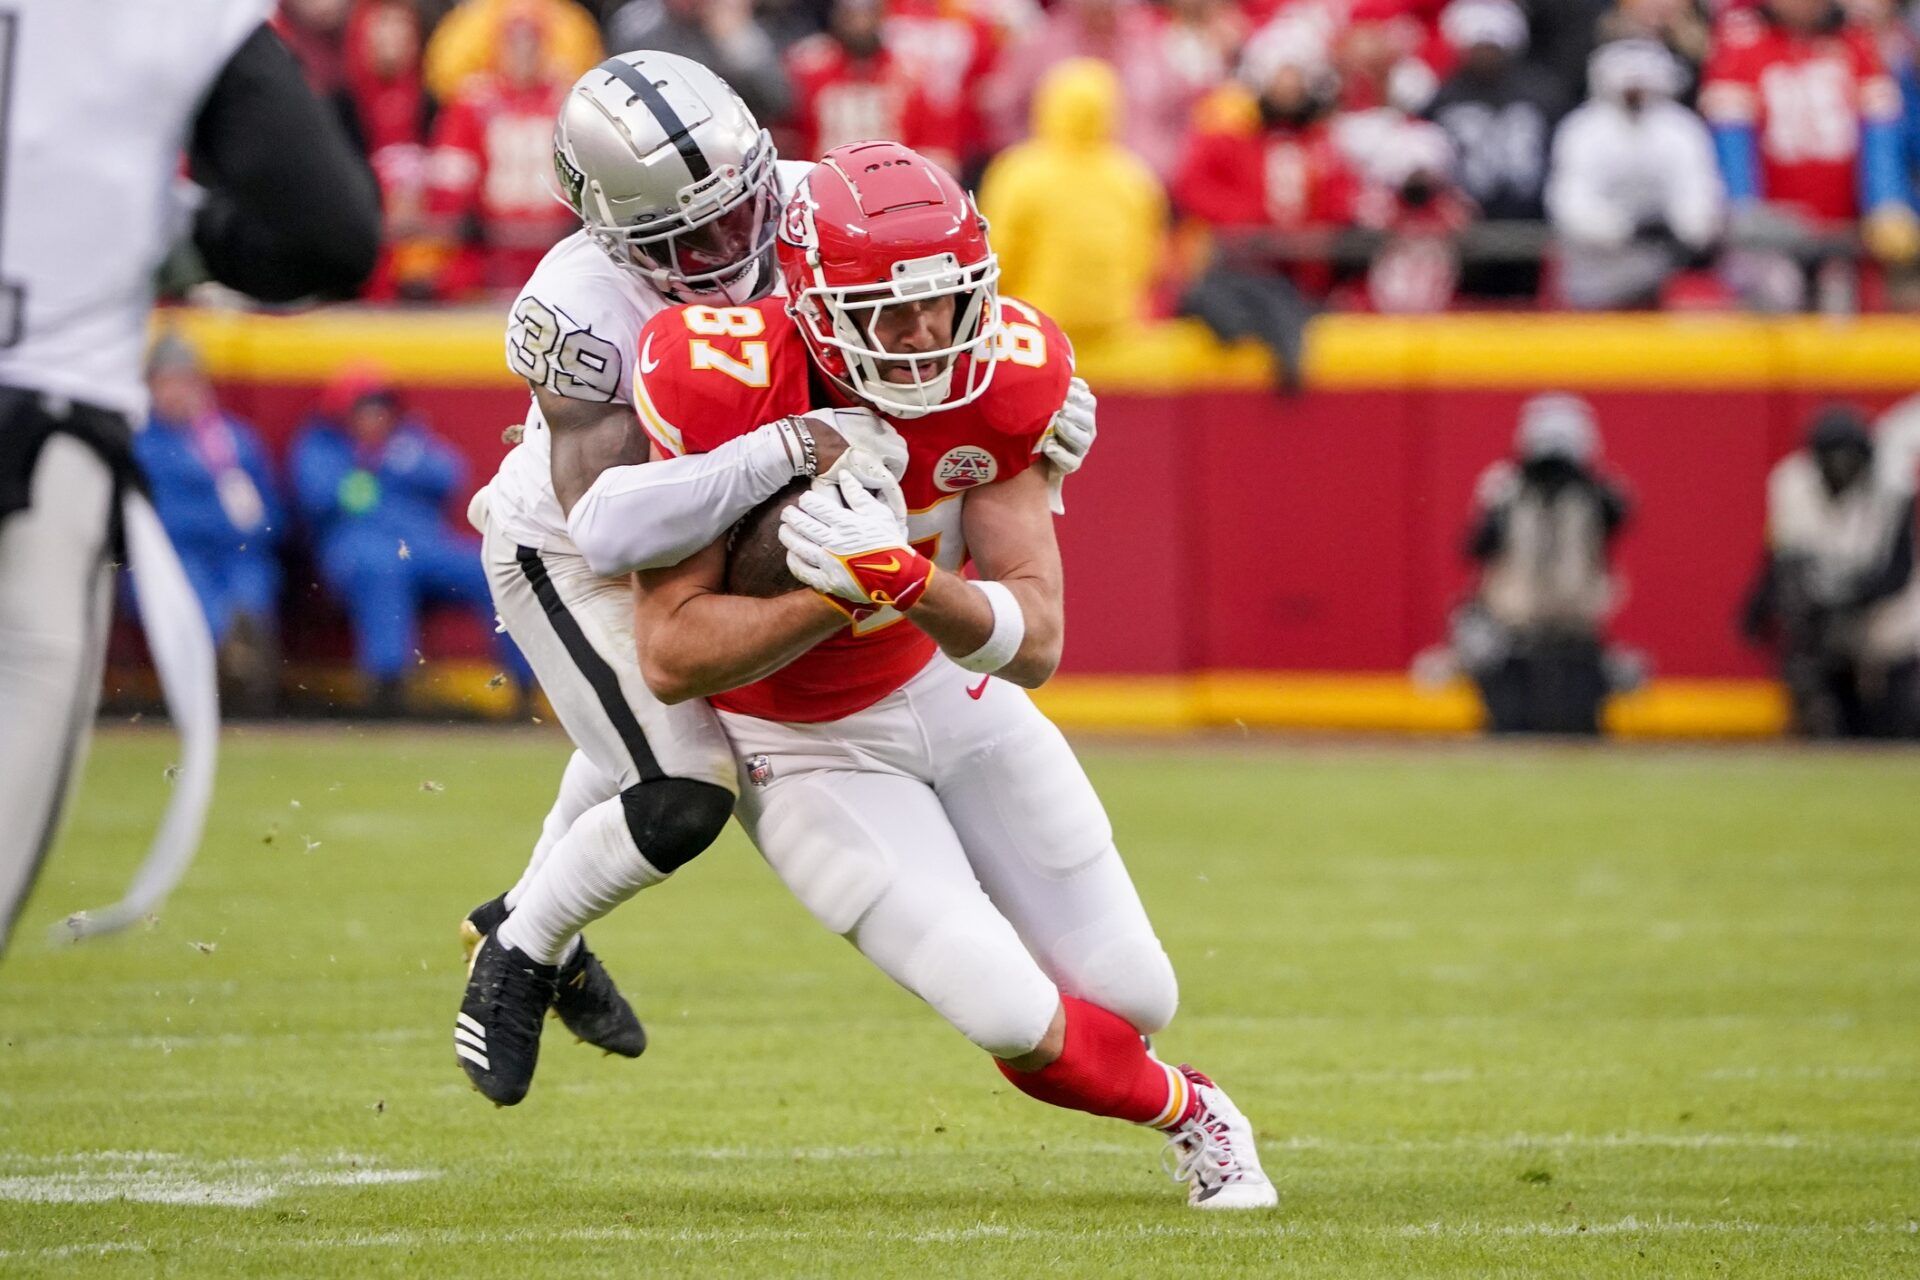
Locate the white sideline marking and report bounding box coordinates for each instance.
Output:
[0,1152,438,1207]
[5,1215,1911,1261]
[675,1131,1917,1162]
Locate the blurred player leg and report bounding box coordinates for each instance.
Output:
[0,436,116,954]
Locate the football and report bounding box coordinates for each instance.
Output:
[724,477,810,597]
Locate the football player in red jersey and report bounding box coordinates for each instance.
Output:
[627,142,1276,1209]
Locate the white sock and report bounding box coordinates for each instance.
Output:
[496,797,667,965]
[504,750,618,910]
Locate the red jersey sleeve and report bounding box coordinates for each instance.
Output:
[632,299,811,458]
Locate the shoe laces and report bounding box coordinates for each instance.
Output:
[1160,1100,1240,1188]
[487,951,556,1036]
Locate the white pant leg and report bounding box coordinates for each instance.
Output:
[481,512,735,795]
[0,436,116,951]
[725,708,1060,1060]
[916,661,1180,1036]
[504,748,615,909]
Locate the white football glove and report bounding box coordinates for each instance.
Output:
[1035,376,1097,513]
[815,449,908,523]
[780,471,932,609]
[799,406,908,483]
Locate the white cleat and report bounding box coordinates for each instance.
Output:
[1162,1066,1279,1210]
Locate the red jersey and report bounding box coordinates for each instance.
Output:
[1700,12,1901,220]
[883,0,1003,162]
[634,295,1071,724]
[428,74,575,292]
[1175,120,1361,231]
[783,35,955,168]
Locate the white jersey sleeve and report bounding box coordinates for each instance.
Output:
[484,164,816,559]
[484,233,670,553]
[0,0,274,418]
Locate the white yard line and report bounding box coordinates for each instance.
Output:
[0,1152,437,1208]
[5,1215,1913,1261]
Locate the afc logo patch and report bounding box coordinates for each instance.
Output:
[933,445,998,492]
[746,754,775,788]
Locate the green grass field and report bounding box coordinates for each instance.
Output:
[2,727,1917,1278]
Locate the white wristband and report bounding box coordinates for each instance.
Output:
[955,579,1026,673]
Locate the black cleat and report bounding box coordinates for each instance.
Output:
[460,895,510,969]
[456,933,558,1106]
[554,940,647,1058]
[461,895,646,1059]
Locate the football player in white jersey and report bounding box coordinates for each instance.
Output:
[0,0,378,959]
[453,52,1097,1105]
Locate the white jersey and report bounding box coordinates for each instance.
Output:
[482,160,813,554]
[0,0,272,419]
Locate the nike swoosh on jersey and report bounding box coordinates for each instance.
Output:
[966,676,990,700]
[640,334,660,374]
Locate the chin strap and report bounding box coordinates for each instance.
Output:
[57,492,219,941]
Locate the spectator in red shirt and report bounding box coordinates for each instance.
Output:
[344,0,442,300]
[1700,0,1917,255]
[883,0,1007,175]
[1336,0,1443,114]
[1174,24,1364,384]
[783,0,957,169]
[425,5,575,297]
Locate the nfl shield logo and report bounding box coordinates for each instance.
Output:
[746,754,775,788]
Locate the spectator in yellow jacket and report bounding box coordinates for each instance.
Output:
[422,0,601,105]
[978,57,1167,348]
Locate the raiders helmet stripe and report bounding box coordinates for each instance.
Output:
[594,57,713,184]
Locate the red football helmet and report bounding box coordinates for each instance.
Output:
[777,141,1002,418]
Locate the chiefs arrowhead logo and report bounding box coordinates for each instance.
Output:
[934,445,997,493]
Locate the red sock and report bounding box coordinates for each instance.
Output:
[997,996,1197,1129]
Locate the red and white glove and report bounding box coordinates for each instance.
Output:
[1035,376,1096,513]
[779,471,934,613]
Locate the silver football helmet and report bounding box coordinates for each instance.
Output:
[553,52,781,302]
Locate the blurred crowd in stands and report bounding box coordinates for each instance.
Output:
[268,0,1920,329]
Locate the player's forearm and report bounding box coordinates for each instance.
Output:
[569,424,801,576]
[638,589,846,704]
[907,571,1063,689]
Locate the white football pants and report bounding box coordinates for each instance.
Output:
[721,654,1179,1060]
[0,436,115,953]
[478,502,737,905]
